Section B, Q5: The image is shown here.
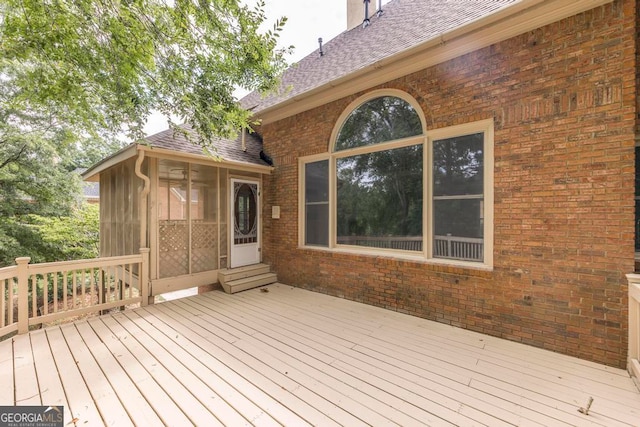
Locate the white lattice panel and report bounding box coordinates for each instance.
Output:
[159,222,188,278]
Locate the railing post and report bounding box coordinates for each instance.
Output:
[139,248,151,306]
[627,273,640,387]
[16,257,30,334]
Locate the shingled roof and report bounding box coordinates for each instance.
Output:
[82,126,269,181]
[241,0,518,114]
[143,126,267,166]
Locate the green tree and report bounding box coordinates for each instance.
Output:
[0,0,289,265]
[335,97,424,241]
[30,203,100,262]
[0,0,289,144]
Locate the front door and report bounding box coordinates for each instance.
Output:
[230,179,260,268]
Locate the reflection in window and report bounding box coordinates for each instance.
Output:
[636,146,640,252]
[300,90,490,264]
[432,133,484,262]
[305,160,329,246]
[234,183,257,244]
[335,96,422,151]
[337,145,423,251]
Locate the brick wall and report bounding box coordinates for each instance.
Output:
[260,0,637,368]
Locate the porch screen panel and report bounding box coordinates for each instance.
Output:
[432,133,484,262]
[158,173,189,278]
[191,165,218,273]
[305,160,329,246]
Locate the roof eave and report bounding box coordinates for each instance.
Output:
[138,145,274,175]
[83,142,274,182]
[82,144,137,182]
[254,0,613,124]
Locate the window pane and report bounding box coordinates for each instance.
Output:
[305,160,329,203]
[337,145,423,251]
[335,96,422,151]
[433,133,484,196]
[636,146,640,197]
[305,160,329,246]
[306,204,329,246]
[636,198,640,251]
[433,132,485,262]
[433,198,484,262]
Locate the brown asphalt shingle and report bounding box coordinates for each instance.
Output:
[144,126,267,166]
[241,0,517,113]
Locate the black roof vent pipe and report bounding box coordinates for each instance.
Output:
[363,0,370,28]
[318,37,324,56]
[376,0,383,17]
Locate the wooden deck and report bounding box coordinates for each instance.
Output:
[1,283,639,426]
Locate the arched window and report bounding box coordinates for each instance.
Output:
[334,96,423,151]
[333,95,424,251]
[300,90,493,266]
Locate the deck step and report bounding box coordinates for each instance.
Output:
[218,264,277,294]
[220,272,277,294]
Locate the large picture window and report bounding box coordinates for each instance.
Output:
[337,145,423,251]
[299,90,493,267]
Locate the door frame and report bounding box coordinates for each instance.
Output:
[229,177,261,268]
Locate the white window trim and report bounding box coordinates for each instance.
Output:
[298,90,494,270]
[427,118,494,269]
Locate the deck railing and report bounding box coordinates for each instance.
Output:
[336,234,483,261]
[0,249,149,339]
[434,234,484,262]
[627,273,640,386]
[337,235,423,251]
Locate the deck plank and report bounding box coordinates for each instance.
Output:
[29,329,73,422]
[100,314,224,426]
[154,304,362,426]
[45,327,104,425]
[200,290,536,426]
[193,293,471,424]
[153,301,353,427]
[0,335,15,405]
[12,332,40,405]
[120,308,282,427]
[86,317,194,427]
[129,305,313,427]
[3,284,640,427]
[60,323,133,426]
[74,321,164,426]
[219,285,640,426]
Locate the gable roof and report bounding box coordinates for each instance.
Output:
[82,127,271,181]
[242,0,612,123]
[143,127,265,166]
[242,0,517,113]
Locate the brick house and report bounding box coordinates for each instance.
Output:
[243,0,637,369]
[85,0,638,369]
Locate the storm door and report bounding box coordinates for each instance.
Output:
[230,179,260,268]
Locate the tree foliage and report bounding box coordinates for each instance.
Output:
[0,204,100,266]
[335,96,424,240]
[1,0,290,144]
[0,0,289,265]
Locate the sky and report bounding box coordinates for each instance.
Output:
[143,0,391,135]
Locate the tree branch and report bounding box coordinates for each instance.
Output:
[0,144,28,170]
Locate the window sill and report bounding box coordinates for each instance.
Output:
[297,244,494,272]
